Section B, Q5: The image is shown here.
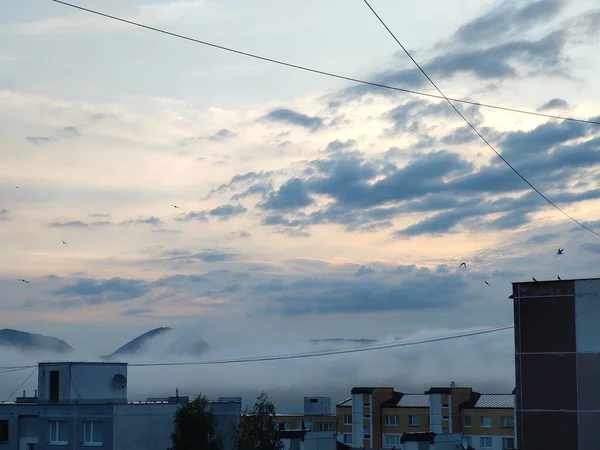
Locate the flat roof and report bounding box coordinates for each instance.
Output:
[38,361,128,365]
[512,277,600,285]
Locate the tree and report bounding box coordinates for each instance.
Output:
[234,392,284,450]
[170,394,224,450]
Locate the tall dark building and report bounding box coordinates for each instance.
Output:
[511,277,600,450]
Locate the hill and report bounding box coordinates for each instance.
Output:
[0,328,74,353]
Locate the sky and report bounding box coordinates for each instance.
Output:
[1,0,600,411]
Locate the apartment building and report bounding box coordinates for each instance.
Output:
[510,277,600,450]
[274,397,337,433]
[335,385,515,450]
[0,361,241,450]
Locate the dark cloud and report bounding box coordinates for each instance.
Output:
[58,126,80,139]
[257,269,471,316]
[48,220,112,228]
[120,216,164,226]
[342,28,568,101]
[258,178,314,211]
[454,0,564,45]
[207,171,274,198]
[261,108,324,132]
[208,204,247,220]
[161,249,238,264]
[525,232,561,244]
[26,136,56,145]
[324,139,358,153]
[580,243,600,254]
[255,117,600,237]
[231,182,273,201]
[355,265,376,277]
[175,211,209,222]
[178,128,237,146]
[52,277,151,303]
[120,308,154,316]
[537,98,570,111]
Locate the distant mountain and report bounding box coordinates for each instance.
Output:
[104,327,210,360]
[0,328,74,353]
[309,338,377,345]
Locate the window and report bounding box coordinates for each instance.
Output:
[277,423,290,431]
[502,416,514,428]
[364,402,370,408]
[318,422,332,431]
[49,371,60,403]
[83,421,103,446]
[408,415,419,427]
[463,415,471,427]
[296,421,303,430]
[363,426,370,439]
[441,425,449,433]
[502,437,515,450]
[385,415,399,426]
[480,437,492,449]
[48,420,68,445]
[309,398,318,403]
[384,435,400,447]
[343,414,352,425]
[284,423,290,431]
[480,416,492,428]
[342,434,352,444]
[0,420,8,443]
[364,414,371,420]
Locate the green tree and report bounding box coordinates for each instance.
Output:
[234,392,284,450]
[170,394,224,450]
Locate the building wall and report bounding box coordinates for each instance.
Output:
[303,431,337,450]
[463,434,515,450]
[461,408,515,436]
[211,400,242,450]
[274,414,336,432]
[512,278,600,450]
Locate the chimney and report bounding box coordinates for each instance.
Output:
[23,390,26,398]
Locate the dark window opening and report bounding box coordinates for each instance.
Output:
[309,398,318,403]
[49,371,60,403]
[0,420,8,443]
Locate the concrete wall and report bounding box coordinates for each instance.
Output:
[38,363,127,404]
[114,403,177,450]
[211,401,242,450]
[303,431,336,450]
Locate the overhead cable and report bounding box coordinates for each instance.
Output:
[51,0,600,126]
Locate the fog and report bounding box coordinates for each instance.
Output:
[0,325,515,412]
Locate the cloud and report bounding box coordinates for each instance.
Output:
[355,265,376,277]
[537,98,570,111]
[178,128,237,146]
[258,178,314,211]
[161,249,238,264]
[88,213,111,218]
[525,232,561,244]
[120,308,154,316]
[0,209,8,221]
[120,216,165,226]
[260,108,325,131]
[453,0,564,45]
[208,204,247,220]
[26,136,56,145]
[48,220,112,228]
[207,171,274,199]
[58,126,80,139]
[580,243,600,254]
[175,205,247,222]
[52,277,151,304]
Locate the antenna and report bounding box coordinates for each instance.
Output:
[112,374,127,389]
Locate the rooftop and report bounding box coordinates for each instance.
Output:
[396,394,430,408]
[471,394,514,409]
[512,276,600,285]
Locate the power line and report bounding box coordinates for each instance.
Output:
[51,0,600,126]
[1,368,37,403]
[360,0,600,239]
[0,325,513,371]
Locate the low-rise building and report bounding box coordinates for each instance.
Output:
[274,397,337,433]
[335,385,515,450]
[0,361,241,450]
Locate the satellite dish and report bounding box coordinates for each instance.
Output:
[461,437,469,449]
[112,374,127,389]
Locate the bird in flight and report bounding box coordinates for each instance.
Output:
[460,262,466,269]
[62,240,68,247]
[18,279,29,284]
[484,281,491,286]
[171,204,180,209]
[557,248,564,255]
[532,277,538,282]
[558,275,562,280]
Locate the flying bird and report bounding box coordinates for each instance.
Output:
[484,281,491,286]
[18,279,29,284]
[171,204,180,209]
[460,262,466,269]
[62,240,68,247]
[533,277,538,282]
[558,275,562,280]
[557,248,564,255]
